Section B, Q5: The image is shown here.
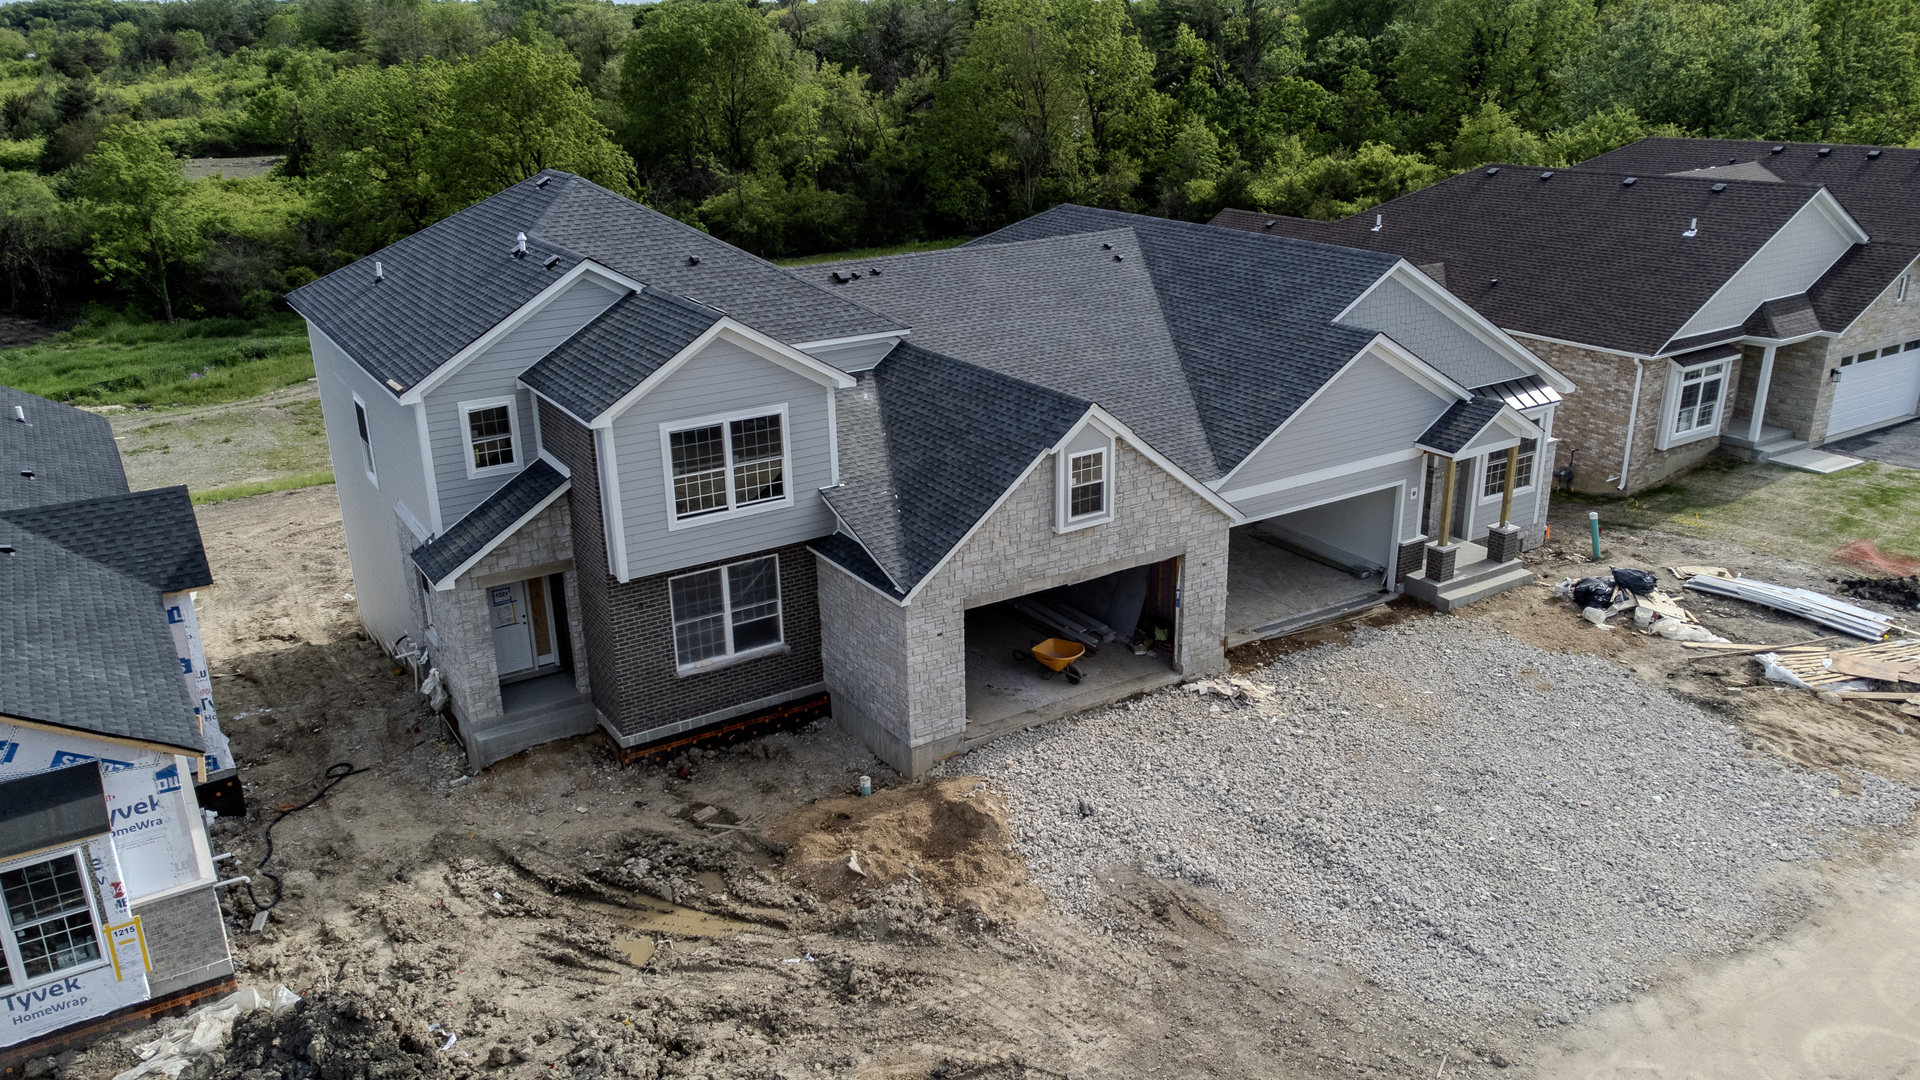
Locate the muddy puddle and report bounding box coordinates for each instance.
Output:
[585,874,768,965]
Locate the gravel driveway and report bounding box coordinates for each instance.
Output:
[947,617,1915,1027]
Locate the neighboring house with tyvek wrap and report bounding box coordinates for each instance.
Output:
[289,175,1571,777]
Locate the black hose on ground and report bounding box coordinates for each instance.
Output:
[245,761,367,914]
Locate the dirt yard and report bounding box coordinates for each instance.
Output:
[47,485,1920,1080]
[105,382,332,495]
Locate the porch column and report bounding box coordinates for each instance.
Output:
[1498,444,1518,527]
[1425,456,1461,582]
[1485,444,1524,564]
[1746,344,1778,444]
[1436,456,1457,547]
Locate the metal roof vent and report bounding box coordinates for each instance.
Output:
[1818,147,1832,156]
[1868,149,1883,159]
[535,175,551,188]
[1771,145,1785,154]
[12,405,23,422]
[1262,219,1276,229]
[1711,183,1727,192]
[543,254,560,269]
[1683,218,1699,238]
[830,271,851,284]
[869,267,881,276]
[1113,254,1123,262]
[1622,177,1637,186]
[18,470,31,479]
[1539,170,1554,180]
[1370,214,1383,232]
[687,254,700,266]
[1101,242,1112,250]
[1489,278,1499,286]
[0,544,13,556]
[374,261,384,282]
[513,232,527,256]
[1485,167,1500,176]
[1728,157,1738,164]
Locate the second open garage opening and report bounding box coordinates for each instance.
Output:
[1226,487,1398,646]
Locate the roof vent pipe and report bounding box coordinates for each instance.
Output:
[374,261,384,282]
[1683,218,1699,237]
[12,405,23,422]
[1370,214,1383,232]
[514,232,528,256]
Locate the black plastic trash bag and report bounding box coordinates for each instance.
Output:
[1610,567,1659,595]
[1571,576,1620,609]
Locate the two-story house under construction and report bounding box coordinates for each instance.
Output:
[288,176,1571,776]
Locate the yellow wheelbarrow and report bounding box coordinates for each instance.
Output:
[1015,638,1086,684]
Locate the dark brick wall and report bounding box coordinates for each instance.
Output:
[603,543,823,738]
[1396,538,1427,581]
[538,400,620,725]
[538,399,824,741]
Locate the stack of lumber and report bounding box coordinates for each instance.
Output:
[1752,637,1920,689]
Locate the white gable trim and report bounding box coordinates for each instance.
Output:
[427,478,572,590]
[1341,262,1577,393]
[401,259,645,404]
[1509,329,1643,360]
[589,320,856,429]
[899,447,1054,606]
[1672,192,1869,342]
[596,426,631,581]
[793,328,911,351]
[1210,335,1468,493]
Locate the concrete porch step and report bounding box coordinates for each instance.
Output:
[468,694,599,770]
[1401,560,1535,612]
[1769,446,1865,474]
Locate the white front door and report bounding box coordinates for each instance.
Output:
[490,582,536,676]
[1829,344,1920,437]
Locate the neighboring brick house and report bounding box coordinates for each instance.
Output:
[289,177,1570,776]
[1,388,237,1058]
[1217,138,1920,494]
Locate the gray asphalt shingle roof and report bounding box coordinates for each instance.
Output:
[1214,166,1836,357]
[817,344,1090,596]
[1416,396,1507,455]
[0,389,209,753]
[2,385,129,510]
[807,205,1394,480]
[1583,138,1920,336]
[521,287,723,423]
[287,172,903,395]
[411,459,568,586]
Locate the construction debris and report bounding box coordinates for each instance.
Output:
[1682,574,1903,640]
[1754,638,1920,689]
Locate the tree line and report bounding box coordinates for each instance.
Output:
[1,0,1915,321]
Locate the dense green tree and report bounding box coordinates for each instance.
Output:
[1392,0,1597,149]
[0,171,83,314]
[1806,0,1920,142]
[437,38,634,202]
[622,0,796,179]
[78,124,206,321]
[304,59,451,248]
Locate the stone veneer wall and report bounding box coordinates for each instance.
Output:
[1815,256,1920,442]
[1754,337,1829,441]
[820,439,1230,775]
[1516,335,1740,495]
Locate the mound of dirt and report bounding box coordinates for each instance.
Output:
[181,991,446,1080]
[1841,574,1920,610]
[768,777,1042,922]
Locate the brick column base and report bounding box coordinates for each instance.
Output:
[1396,537,1428,581]
[1484,524,1523,564]
[1424,543,1460,583]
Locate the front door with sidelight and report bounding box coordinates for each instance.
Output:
[489,579,559,680]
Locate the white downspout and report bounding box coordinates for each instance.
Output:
[1618,358,1645,491]
[1746,344,1777,444]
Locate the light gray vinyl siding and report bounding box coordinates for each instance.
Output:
[425,276,624,525]
[1231,457,1424,539]
[1459,451,1545,538]
[610,338,837,579]
[1223,350,1452,495]
[1340,276,1529,389]
[309,323,430,649]
[1678,201,1858,337]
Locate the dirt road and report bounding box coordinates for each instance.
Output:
[51,486,1916,1080]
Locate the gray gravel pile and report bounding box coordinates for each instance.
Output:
[945,618,1915,1025]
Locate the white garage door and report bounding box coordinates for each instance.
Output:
[1829,342,1920,437]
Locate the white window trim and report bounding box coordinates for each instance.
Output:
[658,403,794,532]
[668,555,788,676]
[1055,438,1115,533]
[1476,439,1539,503]
[1656,360,1730,451]
[459,396,524,481]
[0,845,112,994]
[351,392,378,489]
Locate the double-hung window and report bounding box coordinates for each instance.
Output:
[461,399,519,478]
[668,556,783,670]
[1481,438,1538,498]
[1,852,103,989]
[1672,362,1726,439]
[1069,450,1106,519]
[665,411,787,522]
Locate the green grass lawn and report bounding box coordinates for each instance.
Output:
[0,313,315,408]
[1558,456,1920,568]
[774,238,971,267]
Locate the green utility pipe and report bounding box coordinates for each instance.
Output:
[1588,511,1602,560]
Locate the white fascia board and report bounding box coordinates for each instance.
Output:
[1821,251,1920,339]
[793,328,912,351]
[429,479,572,590]
[589,320,857,429]
[1507,328,1645,360]
[1413,403,1543,457]
[1349,262,1579,394]
[401,260,645,405]
[536,449,571,479]
[595,427,631,582]
[1671,195,1868,346]
[1210,335,1465,494]
[1219,447,1422,505]
[1067,406,1241,522]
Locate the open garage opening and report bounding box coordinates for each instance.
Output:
[1226,487,1398,647]
[961,557,1185,748]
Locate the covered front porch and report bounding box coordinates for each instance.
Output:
[1402,398,1539,611]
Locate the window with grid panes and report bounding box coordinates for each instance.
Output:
[467,405,515,470]
[1481,438,1537,498]
[1672,363,1725,436]
[1068,450,1105,518]
[669,414,784,519]
[668,556,783,667]
[1,853,101,987]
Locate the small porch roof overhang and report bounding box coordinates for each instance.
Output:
[1414,397,1544,458]
[412,457,570,589]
